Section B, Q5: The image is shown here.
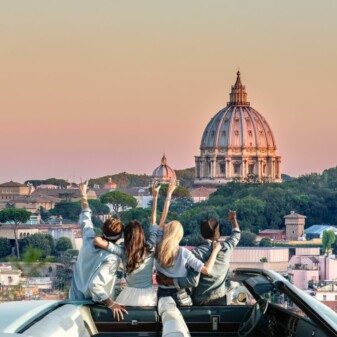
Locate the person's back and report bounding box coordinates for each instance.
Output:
[157,211,241,306]
[69,208,120,301]
[190,236,238,305]
[68,180,127,322]
[94,220,162,306]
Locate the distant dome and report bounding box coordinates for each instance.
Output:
[104,177,117,190]
[201,71,276,151]
[152,154,177,183]
[195,71,281,185]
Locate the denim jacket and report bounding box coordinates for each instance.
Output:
[173,229,241,305]
[69,208,120,302]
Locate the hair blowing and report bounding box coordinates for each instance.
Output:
[124,221,147,274]
[155,221,184,269]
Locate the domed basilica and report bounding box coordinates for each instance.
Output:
[194,71,282,185]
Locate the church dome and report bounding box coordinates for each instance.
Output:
[195,71,281,185]
[152,154,177,183]
[200,71,277,154]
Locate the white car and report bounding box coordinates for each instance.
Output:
[1,268,336,337]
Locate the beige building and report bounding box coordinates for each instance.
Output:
[284,211,306,241]
[195,71,281,185]
[229,247,289,273]
[0,225,39,239]
[0,181,33,210]
[30,188,97,202]
[0,264,22,286]
[8,195,61,213]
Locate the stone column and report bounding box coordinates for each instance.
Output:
[276,158,282,179]
[225,157,230,179]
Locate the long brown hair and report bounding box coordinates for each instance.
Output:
[124,221,147,274]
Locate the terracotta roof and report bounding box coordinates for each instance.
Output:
[284,211,306,219]
[0,181,27,187]
[190,186,217,198]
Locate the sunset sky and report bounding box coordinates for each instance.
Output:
[1,1,337,182]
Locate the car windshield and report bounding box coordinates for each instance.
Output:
[249,273,337,332]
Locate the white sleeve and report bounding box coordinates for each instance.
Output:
[183,248,204,273]
[89,257,119,302]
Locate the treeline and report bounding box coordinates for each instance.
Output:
[89,168,195,189]
[119,166,337,245]
[25,178,69,188]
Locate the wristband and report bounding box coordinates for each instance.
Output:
[107,301,116,309]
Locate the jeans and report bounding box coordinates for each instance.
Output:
[157,287,193,306]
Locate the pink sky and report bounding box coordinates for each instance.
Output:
[1,1,337,182]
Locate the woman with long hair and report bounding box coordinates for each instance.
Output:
[155,192,221,306]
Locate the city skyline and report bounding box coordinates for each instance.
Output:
[1,1,337,182]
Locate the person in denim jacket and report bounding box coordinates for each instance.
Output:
[69,180,127,321]
[157,210,241,306]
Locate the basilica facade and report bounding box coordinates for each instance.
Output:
[195,71,282,185]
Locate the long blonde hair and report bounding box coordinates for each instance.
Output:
[155,221,184,268]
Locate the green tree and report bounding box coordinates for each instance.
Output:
[88,199,110,215]
[49,201,81,221]
[170,197,194,215]
[259,237,273,247]
[238,230,257,247]
[11,247,50,277]
[55,237,73,254]
[100,191,137,218]
[233,196,266,232]
[158,185,191,198]
[21,234,52,258]
[322,230,336,255]
[0,238,12,258]
[0,208,31,259]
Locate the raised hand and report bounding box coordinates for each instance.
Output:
[167,179,177,197]
[228,210,237,221]
[79,180,89,197]
[212,241,221,252]
[152,181,161,198]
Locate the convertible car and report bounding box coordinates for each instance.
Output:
[0,268,336,337]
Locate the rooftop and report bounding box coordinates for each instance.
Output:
[0,181,27,187]
[305,225,337,234]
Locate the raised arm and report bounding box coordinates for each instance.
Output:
[158,180,177,228]
[93,236,124,257]
[79,180,89,209]
[221,210,241,252]
[78,180,94,236]
[200,242,221,275]
[150,181,161,225]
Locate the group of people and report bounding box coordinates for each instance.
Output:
[69,180,241,335]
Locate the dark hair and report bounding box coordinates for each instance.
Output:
[200,218,220,241]
[124,220,147,274]
[102,218,123,243]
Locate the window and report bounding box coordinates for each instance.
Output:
[234,163,241,174]
[220,163,226,174]
[323,295,327,301]
[248,164,254,174]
